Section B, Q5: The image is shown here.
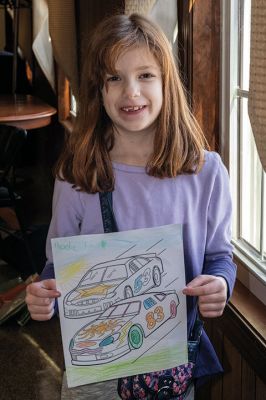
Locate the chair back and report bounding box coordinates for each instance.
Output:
[0,125,27,181]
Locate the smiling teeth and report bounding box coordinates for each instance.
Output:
[122,106,144,112]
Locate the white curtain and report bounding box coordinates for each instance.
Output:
[32,0,55,91]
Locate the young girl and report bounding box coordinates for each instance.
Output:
[26,13,236,399]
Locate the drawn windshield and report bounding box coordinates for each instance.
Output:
[99,301,141,319]
[80,264,128,287]
[99,305,116,319]
[125,301,141,315]
[109,303,129,318]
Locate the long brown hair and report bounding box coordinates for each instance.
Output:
[55,13,208,193]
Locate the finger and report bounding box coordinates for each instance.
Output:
[28,301,55,315]
[198,292,227,304]
[26,280,61,299]
[26,294,55,307]
[200,309,225,318]
[199,300,226,318]
[182,275,215,296]
[185,275,215,289]
[29,309,55,321]
[40,279,58,290]
[183,276,226,297]
[199,302,225,312]
[183,281,219,297]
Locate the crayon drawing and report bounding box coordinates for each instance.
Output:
[69,291,179,365]
[63,253,164,319]
[52,224,188,388]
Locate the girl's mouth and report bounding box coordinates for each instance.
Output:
[121,105,146,112]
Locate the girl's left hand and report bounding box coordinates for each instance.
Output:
[182,275,227,318]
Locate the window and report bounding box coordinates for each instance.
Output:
[221,0,266,301]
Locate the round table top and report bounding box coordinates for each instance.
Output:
[0,94,57,130]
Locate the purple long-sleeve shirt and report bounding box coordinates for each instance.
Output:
[41,151,236,380]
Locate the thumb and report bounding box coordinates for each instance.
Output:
[41,279,61,297]
[182,275,215,295]
[40,279,58,290]
[30,279,61,298]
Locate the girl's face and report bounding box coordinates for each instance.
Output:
[102,46,163,140]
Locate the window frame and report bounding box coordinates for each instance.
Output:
[220,0,266,304]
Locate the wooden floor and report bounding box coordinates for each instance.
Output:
[0,312,64,400]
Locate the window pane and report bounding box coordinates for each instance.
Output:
[240,98,262,251]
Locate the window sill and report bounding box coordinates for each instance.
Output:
[229,279,266,345]
[233,241,266,286]
[233,252,266,306]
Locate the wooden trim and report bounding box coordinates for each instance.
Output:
[57,65,70,123]
[230,280,266,342]
[190,0,220,150]
[177,0,193,99]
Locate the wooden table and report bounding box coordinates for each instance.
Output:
[0,94,57,130]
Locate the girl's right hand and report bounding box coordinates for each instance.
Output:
[25,279,61,321]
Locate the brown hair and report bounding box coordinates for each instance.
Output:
[55,13,208,193]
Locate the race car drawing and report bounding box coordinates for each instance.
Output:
[64,253,164,318]
[69,291,179,365]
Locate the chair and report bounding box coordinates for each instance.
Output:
[0,124,37,278]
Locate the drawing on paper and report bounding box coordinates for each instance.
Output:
[69,291,179,365]
[52,224,188,388]
[63,253,164,319]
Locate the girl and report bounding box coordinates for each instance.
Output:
[26,13,236,399]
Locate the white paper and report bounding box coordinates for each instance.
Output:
[52,224,188,388]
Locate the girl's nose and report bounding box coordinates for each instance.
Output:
[124,80,140,99]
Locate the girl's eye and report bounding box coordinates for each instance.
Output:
[106,75,120,82]
[139,73,154,79]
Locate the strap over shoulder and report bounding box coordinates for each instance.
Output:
[99,192,119,233]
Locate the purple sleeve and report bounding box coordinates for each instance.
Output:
[40,262,55,280]
[203,155,237,298]
[40,179,83,281]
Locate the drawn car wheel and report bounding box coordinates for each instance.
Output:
[152,266,161,286]
[128,324,144,349]
[124,286,133,299]
[170,300,177,318]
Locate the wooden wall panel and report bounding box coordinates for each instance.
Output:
[222,336,242,400]
[256,377,266,400]
[191,0,220,150]
[196,306,266,400]
[210,326,223,399]
[241,358,256,400]
[177,0,193,98]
